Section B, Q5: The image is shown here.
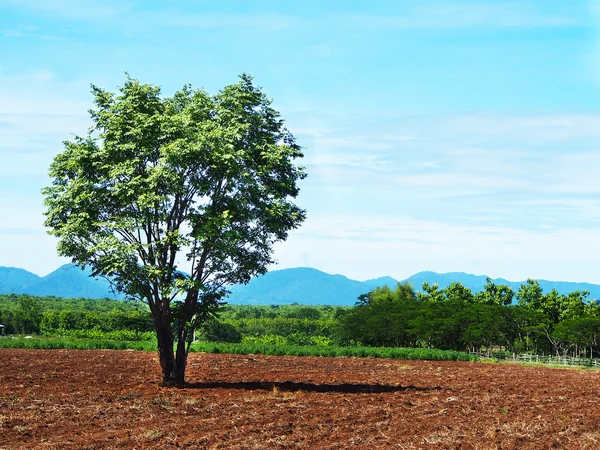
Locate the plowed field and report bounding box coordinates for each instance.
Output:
[2,349,600,449]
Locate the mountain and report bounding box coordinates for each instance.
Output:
[402,272,600,300]
[27,265,122,299]
[0,267,42,294]
[227,267,369,306]
[227,270,600,305]
[362,276,399,290]
[1,264,600,305]
[0,264,122,300]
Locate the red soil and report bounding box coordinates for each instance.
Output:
[1,349,600,449]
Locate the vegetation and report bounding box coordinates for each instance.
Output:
[42,75,306,385]
[0,336,156,351]
[0,294,151,337]
[0,336,474,361]
[337,279,598,357]
[1,275,598,362]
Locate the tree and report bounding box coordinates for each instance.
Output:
[443,282,474,303]
[14,296,43,334]
[338,283,418,347]
[43,75,306,385]
[516,278,544,308]
[475,277,514,306]
[553,316,600,358]
[460,303,504,354]
[417,282,444,302]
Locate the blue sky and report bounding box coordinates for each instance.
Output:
[2,0,600,283]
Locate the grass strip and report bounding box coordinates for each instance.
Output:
[189,342,477,361]
[0,337,156,351]
[0,337,477,362]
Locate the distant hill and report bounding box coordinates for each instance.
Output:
[27,265,122,299]
[402,272,600,301]
[1,265,600,305]
[227,270,600,305]
[227,267,369,306]
[0,267,42,294]
[362,276,398,290]
[0,264,122,300]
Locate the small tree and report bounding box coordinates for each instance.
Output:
[43,75,306,385]
[475,277,514,306]
[14,296,43,335]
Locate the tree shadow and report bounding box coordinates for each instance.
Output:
[184,380,440,394]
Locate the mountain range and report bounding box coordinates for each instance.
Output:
[1,264,600,306]
[0,265,121,300]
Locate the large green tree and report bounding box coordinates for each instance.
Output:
[43,75,306,385]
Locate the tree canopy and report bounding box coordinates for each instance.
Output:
[43,74,306,385]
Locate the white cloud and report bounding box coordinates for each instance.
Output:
[0,200,45,231]
[3,30,32,37]
[0,151,54,176]
[271,213,600,284]
[0,0,581,34]
[335,2,582,30]
[32,71,53,81]
[0,0,133,20]
[291,110,600,255]
[439,113,600,141]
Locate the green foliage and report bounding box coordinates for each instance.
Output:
[42,74,306,384]
[242,334,289,346]
[335,279,600,358]
[0,293,143,313]
[46,328,155,341]
[516,279,544,307]
[417,282,444,302]
[0,337,155,351]
[196,319,242,343]
[517,281,591,324]
[240,333,333,347]
[40,307,153,335]
[189,342,478,361]
[0,336,476,362]
[13,296,43,334]
[0,294,152,341]
[3,277,599,361]
[0,309,15,334]
[474,277,514,306]
[444,282,475,303]
[552,317,600,357]
[338,283,419,347]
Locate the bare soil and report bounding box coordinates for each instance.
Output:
[1,349,600,449]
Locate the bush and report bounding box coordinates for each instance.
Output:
[197,321,242,343]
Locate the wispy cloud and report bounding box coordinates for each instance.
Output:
[340,10,579,30]
[272,213,600,283]
[0,0,295,32]
[1,0,583,32]
[0,0,133,20]
[294,111,600,238]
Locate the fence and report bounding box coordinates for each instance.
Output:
[470,351,600,368]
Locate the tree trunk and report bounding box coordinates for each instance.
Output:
[174,330,189,385]
[152,290,200,386]
[155,310,186,386]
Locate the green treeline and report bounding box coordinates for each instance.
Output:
[337,279,598,357]
[0,294,153,339]
[1,277,599,358]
